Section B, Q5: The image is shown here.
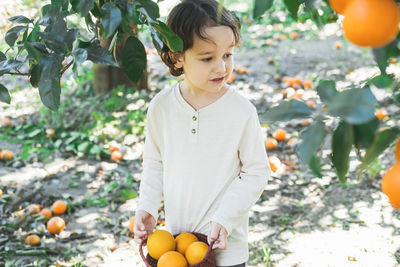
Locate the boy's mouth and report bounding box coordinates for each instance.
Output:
[211,77,224,83]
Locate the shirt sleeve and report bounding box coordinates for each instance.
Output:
[210,107,270,235]
[136,102,164,221]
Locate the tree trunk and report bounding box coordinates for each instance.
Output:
[93,24,148,93]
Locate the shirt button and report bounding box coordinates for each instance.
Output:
[192,116,197,121]
[191,129,196,134]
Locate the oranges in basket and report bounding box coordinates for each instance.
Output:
[140,230,215,267]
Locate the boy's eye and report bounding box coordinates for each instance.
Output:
[225,53,233,58]
[202,57,212,62]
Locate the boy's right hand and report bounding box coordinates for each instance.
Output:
[133,209,156,244]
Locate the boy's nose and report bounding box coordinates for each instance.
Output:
[214,60,226,74]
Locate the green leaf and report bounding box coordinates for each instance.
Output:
[359,127,400,172]
[52,0,70,11]
[0,59,24,74]
[372,38,398,75]
[316,79,338,104]
[8,16,32,24]
[260,99,313,123]
[40,4,63,26]
[137,0,160,21]
[253,0,274,19]
[283,0,302,20]
[28,128,42,138]
[24,42,43,61]
[38,18,78,54]
[86,46,119,67]
[327,87,377,124]
[72,48,88,64]
[297,120,326,165]
[101,3,122,38]
[149,26,163,52]
[72,0,94,16]
[70,0,95,17]
[0,84,11,104]
[122,36,147,83]
[106,181,119,193]
[331,121,354,184]
[5,26,27,47]
[30,64,41,88]
[0,52,6,62]
[309,154,322,178]
[353,118,379,150]
[38,54,62,110]
[77,141,91,153]
[118,189,137,201]
[369,74,393,88]
[151,21,183,52]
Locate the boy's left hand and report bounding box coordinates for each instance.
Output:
[208,221,228,250]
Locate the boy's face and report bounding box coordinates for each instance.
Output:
[175,25,235,95]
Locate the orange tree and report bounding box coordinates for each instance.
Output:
[0,0,183,110]
[256,0,400,184]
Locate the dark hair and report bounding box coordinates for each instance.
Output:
[160,0,241,76]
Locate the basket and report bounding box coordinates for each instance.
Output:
[139,232,216,267]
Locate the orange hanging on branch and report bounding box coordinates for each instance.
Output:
[342,0,400,48]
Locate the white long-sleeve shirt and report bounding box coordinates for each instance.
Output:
[137,82,270,265]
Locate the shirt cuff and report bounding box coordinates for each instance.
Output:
[210,216,233,236]
[136,201,159,221]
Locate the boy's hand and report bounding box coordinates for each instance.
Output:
[133,209,156,244]
[208,221,228,250]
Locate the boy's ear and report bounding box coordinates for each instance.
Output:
[168,51,183,68]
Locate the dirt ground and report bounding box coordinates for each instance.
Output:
[1,19,400,267]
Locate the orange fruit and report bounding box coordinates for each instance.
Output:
[26,204,41,214]
[52,200,67,215]
[0,188,2,197]
[0,150,13,161]
[111,150,123,162]
[395,138,400,162]
[185,241,208,265]
[381,162,400,209]
[294,89,305,99]
[289,32,298,39]
[343,0,400,47]
[25,234,41,246]
[306,100,315,109]
[328,0,351,14]
[147,229,176,260]
[47,216,65,235]
[269,156,282,172]
[300,119,312,127]
[265,39,274,46]
[39,208,52,221]
[265,138,278,150]
[279,34,286,41]
[128,216,135,233]
[227,72,235,83]
[334,41,342,49]
[108,146,120,153]
[274,129,287,141]
[175,232,198,255]
[293,77,302,85]
[157,251,188,267]
[274,75,282,82]
[303,80,313,89]
[375,109,388,120]
[45,128,55,138]
[389,58,398,64]
[287,137,297,147]
[235,66,248,74]
[268,57,275,64]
